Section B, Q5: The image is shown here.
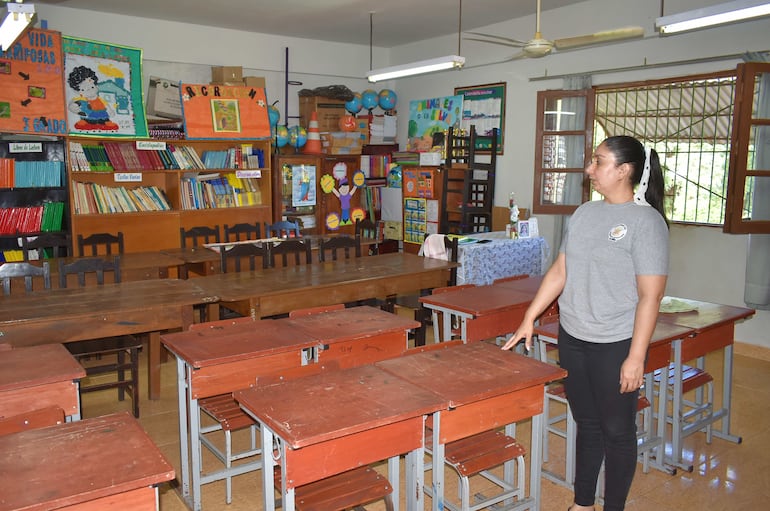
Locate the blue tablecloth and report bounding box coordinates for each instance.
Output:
[456,233,550,286]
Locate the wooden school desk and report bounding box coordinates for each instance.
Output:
[161,246,222,278]
[0,411,174,511]
[51,250,186,282]
[419,284,535,343]
[656,297,755,470]
[195,252,457,319]
[0,279,218,400]
[375,341,566,511]
[0,344,85,421]
[234,364,448,511]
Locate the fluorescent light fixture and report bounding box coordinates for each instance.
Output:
[367,55,465,83]
[656,0,770,34]
[0,2,36,52]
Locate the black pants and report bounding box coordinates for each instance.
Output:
[558,326,639,511]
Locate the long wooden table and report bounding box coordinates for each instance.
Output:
[234,364,447,511]
[195,252,457,319]
[161,306,418,511]
[0,279,218,400]
[0,412,175,511]
[0,344,86,421]
[376,341,566,511]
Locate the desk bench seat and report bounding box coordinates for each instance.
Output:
[274,466,394,511]
[199,393,257,432]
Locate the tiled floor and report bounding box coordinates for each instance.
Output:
[80,331,770,511]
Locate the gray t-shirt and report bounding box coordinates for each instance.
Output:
[558,200,669,343]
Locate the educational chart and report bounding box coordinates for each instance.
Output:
[406,94,463,152]
[0,29,66,136]
[180,83,270,140]
[62,36,148,137]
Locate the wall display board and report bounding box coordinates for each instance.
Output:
[0,29,66,136]
[62,36,148,138]
[407,95,463,152]
[180,83,270,140]
[454,82,506,154]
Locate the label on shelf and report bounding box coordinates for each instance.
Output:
[236,170,261,178]
[114,173,143,182]
[9,142,43,153]
[136,140,167,150]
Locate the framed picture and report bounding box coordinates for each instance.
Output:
[517,220,531,239]
[454,82,506,154]
[62,36,148,138]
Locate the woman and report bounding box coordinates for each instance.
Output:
[502,135,669,511]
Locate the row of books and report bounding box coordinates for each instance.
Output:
[0,201,65,234]
[0,159,64,188]
[180,172,263,210]
[68,141,266,173]
[391,151,420,165]
[358,154,391,178]
[0,249,24,262]
[71,181,171,214]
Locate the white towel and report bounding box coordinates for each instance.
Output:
[419,234,448,260]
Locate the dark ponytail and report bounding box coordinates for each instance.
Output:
[603,135,668,225]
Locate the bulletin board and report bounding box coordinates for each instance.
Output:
[180,83,270,140]
[0,29,66,136]
[406,94,463,152]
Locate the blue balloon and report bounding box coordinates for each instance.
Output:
[378,89,397,111]
[345,93,363,114]
[361,89,379,111]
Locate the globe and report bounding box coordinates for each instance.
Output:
[268,105,280,126]
[361,89,379,111]
[274,125,289,148]
[288,125,307,148]
[345,93,363,114]
[378,89,397,111]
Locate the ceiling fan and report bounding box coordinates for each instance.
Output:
[464,0,644,60]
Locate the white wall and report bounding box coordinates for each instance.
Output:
[36,0,770,347]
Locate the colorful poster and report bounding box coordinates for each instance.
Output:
[407,95,463,152]
[0,29,67,136]
[291,164,316,207]
[455,82,506,154]
[62,36,147,137]
[180,83,270,140]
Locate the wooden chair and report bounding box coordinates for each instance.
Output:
[224,222,262,242]
[180,225,221,248]
[318,235,361,262]
[0,261,51,295]
[58,255,142,418]
[265,219,301,238]
[270,238,312,268]
[219,242,271,273]
[390,234,459,346]
[21,232,71,261]
[0,406,65,436]
[355,217,380,255]
[76,231,124,256]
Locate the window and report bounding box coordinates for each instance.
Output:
[533,64,770,233]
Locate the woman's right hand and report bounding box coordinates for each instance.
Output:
[501,320,534,351]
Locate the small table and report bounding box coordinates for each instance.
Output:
[0,411,175,511]
[656,297,754,470]
[456,233,549,286]
[375,342,566,511]
[0,279,218,400]
[234,364,448,511]
[0,344,86,421]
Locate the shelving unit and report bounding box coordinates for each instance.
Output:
[67,137,272,253]
[0,136,69,260]
[441,126,498,234]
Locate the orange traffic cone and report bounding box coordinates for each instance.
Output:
[303,111,323,154]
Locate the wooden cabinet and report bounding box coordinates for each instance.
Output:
[67,137,272,253]
[0,136,69,260]
[272,153,321,234]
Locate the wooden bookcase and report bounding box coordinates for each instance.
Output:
[67,137,272,253]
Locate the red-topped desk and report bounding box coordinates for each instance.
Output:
[0,412,174,511]
[0,344,85,421]
[376,342,566,511]
[234,364,447,511]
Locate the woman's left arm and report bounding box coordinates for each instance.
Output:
[619,274,667,393]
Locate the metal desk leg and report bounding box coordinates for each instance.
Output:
[260,425,277,511]
[531,412,544,511]
[175,358,191,503]
[431,412,445,511]
[713,344,741,444]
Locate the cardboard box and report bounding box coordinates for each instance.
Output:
[211,66,243,84]
[146,76,182,119]
[243,76,266,88]
[320,131,363,154]
[299,96,347,132]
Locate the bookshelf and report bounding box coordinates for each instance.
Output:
[67,137,272,253]
[0,135,69,261]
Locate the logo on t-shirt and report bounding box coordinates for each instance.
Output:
[608,224,627,241]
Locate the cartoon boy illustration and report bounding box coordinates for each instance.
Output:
[67,66,118,131]
[332,177,358,225]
